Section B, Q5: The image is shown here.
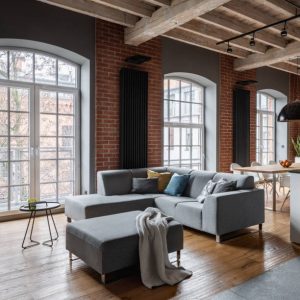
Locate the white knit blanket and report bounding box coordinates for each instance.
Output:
[136,207,192,289]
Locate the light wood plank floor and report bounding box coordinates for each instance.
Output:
[0,194,299,299]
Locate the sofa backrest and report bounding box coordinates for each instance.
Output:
[212,172,255,190]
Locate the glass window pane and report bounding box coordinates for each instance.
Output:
[59,137,74,158]
[164,127,169,146]
[40,90,57,113]
[192,128,200,146]
[10,88,29,111]
[0,162,8,186]
[169,79,180,100]
[164,100,169,122]
[164,146,169,162]
[10,113,29,136]
[40,114,56,136]
[9,51,33,82]
[181,102,191,123]
[35,54,56,85]
[182,146,190,159]
[261,94,267,110]
[181,81,191,102]
[40,137,57,159]
[192,104,202,124]
[40,160,56,183]
[10,185,29,210]
[0,187,8,211]
[0,137,8,161]
[164,79,169,99]
[58,115,74,136]
[267,96,274,112]
[181,128,191,146]
[0,86,8,110]
[40,183,57,201]
[10,161,29,185]
[169,101,180,121]
[191,84,203,103]
[58,159,74,181]
[58,93,74,114]
[170,146,180,161]
[59,181,73,198]
[0,112,8,135]
[10,137,29,161]
[58,60,76,87]
[0,50,8,80]
[192,146,201,160]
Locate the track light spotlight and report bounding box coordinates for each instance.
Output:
[281,21,288,37]
[227,42,233,53]
[250,33,255,46]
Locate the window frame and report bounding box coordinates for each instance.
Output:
[256,92,276,165]
[163,76,205,170]
[0,47,80,211]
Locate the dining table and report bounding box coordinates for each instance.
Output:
[234,163,300,211]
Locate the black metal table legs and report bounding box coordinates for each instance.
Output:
[22,209,59,249]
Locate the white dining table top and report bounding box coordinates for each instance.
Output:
[234,163,300,174]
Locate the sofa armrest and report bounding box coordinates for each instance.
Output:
[202,189,265,235]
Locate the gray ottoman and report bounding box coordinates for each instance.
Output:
[66,210,183,283]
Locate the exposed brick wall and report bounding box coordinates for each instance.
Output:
[219,55,256,172]
[288,74,300,159]
[95,19,162,172]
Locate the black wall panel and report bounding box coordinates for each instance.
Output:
[120,68,148,169]
[233,88,250,166]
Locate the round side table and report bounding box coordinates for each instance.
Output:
[20,201,60,249]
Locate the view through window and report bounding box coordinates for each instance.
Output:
[0,48,79,211]
[163,78,204,170]
[256,92,275,165]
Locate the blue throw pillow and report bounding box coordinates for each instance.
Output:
[164,173,190,196]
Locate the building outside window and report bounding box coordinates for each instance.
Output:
[0,48,80,211]
[163,78,204,170]
[256,92,275,165]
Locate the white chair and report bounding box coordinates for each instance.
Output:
[230,163,242,174]
[279,174,290,211]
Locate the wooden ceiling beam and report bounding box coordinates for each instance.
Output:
[37,0,139,27]
[125,0,232,46]
[180,19,267,54]
[198,11,287,49]
[90,0,155,18]
[164,27,249,59]
[234,40,300,71]
[223,0,300,41]
[270,62,298,75]
[142,0,171,7]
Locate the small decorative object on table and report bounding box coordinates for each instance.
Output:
[20,200,60,249]
[279,160,292,168]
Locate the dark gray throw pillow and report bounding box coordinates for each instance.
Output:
[213,178,237,194]
[132,178,159,194]
[197,180,217,203]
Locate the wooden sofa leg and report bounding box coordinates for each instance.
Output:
[259,223,263,231]
[67,217,72,223]
[176,250,181,267]
[101,274,106,284]
[216,235,222,243]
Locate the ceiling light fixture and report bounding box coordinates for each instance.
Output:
[281,21,288,37]
[250,33,255,46]
[227,42,233,53]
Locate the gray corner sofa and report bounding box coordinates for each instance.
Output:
[65,167,265,242]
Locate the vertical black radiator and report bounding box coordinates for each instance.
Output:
[233,88,250,166]
[120,68,148,169]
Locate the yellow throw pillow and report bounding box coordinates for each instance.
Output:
[147,170,172,193]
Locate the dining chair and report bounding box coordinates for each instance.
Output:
[279,174,290,211]
[230,163,242,174]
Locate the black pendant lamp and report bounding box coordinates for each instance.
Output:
[278,57,300,122]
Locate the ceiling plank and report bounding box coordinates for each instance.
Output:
[142,0,171,7]
[90,0,155,18]
[234,40,300,71]
[271,62,298,74]
[198,11,287,49]
[125,0,232,46]
[37,0,139,27]
[223,0,300,41]
[164,27,249,58]
[180,19,267,54]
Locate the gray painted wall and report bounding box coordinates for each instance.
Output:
[1,0,96,193]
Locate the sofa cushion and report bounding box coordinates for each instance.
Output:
[213,179,237,194]
[65,194,155,220]
[184,171,216,198]
[164,173,190,196]
[175,202,204,230]
[147,170,172,192]
[154,195,196,217]
[212,173,254,190]
[97,170,132,195]
[132,178,158,194]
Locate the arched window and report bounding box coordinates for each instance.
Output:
[0,48,80,211]
[256,92,275,165]
[163,77,204,170]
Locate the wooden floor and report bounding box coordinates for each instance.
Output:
[1,191,299,300]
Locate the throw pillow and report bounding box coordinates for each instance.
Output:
[147,170,172,192]
[213,178,237,194]
[196,180,217,203]
[164,173,190,196]
[132,178,159,194]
